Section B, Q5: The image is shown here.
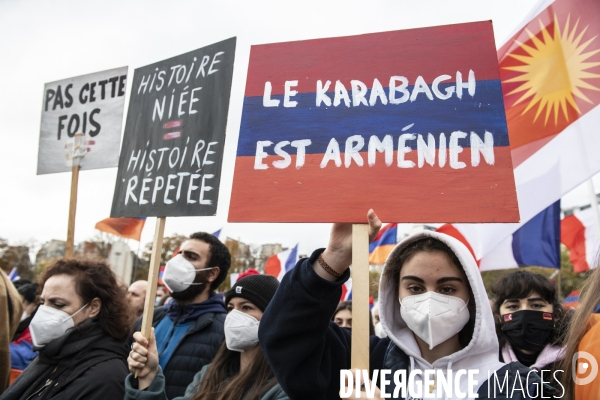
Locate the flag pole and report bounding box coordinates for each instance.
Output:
[65,133,86,258]
[351,224,370,372]
[135,216,166,378]
[65,164,80,258]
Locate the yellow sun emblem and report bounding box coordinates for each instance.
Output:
[504,15,600,125]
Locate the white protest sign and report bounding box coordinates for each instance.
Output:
[37,66,128,175]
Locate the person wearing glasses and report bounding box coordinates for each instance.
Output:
[130,232,231,399]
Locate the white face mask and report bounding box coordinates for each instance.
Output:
[400,292,469,350]
[224,309,260,352]
[374,322,386,338]
[29,303,89,347]
[163,253,214,293]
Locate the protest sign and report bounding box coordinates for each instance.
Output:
[229,21,519,223]
[111,37,236,218]
[37,67,127,175]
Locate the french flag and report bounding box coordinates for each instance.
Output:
[7,267,20,282]
[439,201,561,270]
[439,0,600,264]
[265,244,299,281]
[562,205,600,272]
[212,228,224,242]
[341,279,352,301]
[158,265,165,285]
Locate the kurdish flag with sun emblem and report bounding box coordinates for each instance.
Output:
[437,0,600,266]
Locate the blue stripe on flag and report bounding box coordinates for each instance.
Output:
[369,224,397,253]
[238,80,509,156]
[285,244,299,273]
[512,201,561,268]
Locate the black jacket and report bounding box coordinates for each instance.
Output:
[258,250,552,400]
[0,320,128,400]
[132,305,225,399]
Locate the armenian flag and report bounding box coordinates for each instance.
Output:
[369,224,398,264]
[563,290,581,309]
[229,21,517,223]
[95,217,146,241]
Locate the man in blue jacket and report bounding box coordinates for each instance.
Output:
[132,232,230,399]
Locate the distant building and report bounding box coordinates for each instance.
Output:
[260,243,284,259]
[225,238,254,272]
[562,193,600,216]
[36,239,66,265]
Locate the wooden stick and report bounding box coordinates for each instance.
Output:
[135,217,166,378]
[141,217,166,338]
[351,224,370,371]
[65,165,80,258]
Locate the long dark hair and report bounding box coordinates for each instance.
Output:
[383,237,476,348]
[191,342,277,400]
[491,270,570,350]
[39,258,133,341]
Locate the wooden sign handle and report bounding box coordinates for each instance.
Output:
[65,165,80,258]
[140,217,166,339]
[351,224,370,371]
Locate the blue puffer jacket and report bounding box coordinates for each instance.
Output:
[132,304,225,399]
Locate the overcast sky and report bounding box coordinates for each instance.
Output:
[1,0,598,257]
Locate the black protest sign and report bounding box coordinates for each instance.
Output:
[111,38,236,218]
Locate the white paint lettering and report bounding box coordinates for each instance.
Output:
[368,135,393,167]
[351,80,368,107]
[255,141,273,170]
[284,80,298,107]
[316,80,332,106]
[397,133,416,168]
[417,133,436,167]
[470,131,495,166]
[449,130,467,169]
[345,135,365,167]
[320,138,342,168]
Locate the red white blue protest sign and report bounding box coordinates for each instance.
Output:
[229,21,519,223]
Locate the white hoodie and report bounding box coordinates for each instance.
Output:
[379,231,505,399]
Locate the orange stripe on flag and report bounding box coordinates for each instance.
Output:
[95,218,146,241]
[369,244,395,265]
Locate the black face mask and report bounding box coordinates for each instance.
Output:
[500,309,555,353]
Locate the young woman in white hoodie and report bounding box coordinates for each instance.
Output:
[259,210,549,399]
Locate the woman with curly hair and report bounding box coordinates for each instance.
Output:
[1,258,132,400]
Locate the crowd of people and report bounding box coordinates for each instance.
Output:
[0,210,599,399]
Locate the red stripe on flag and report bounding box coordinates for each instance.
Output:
[436,224,480,267]
[561,214,590,272]
[245,21,500,96]
[229,148,518,223]
[265,255,282,279]
[95,218,146,241]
